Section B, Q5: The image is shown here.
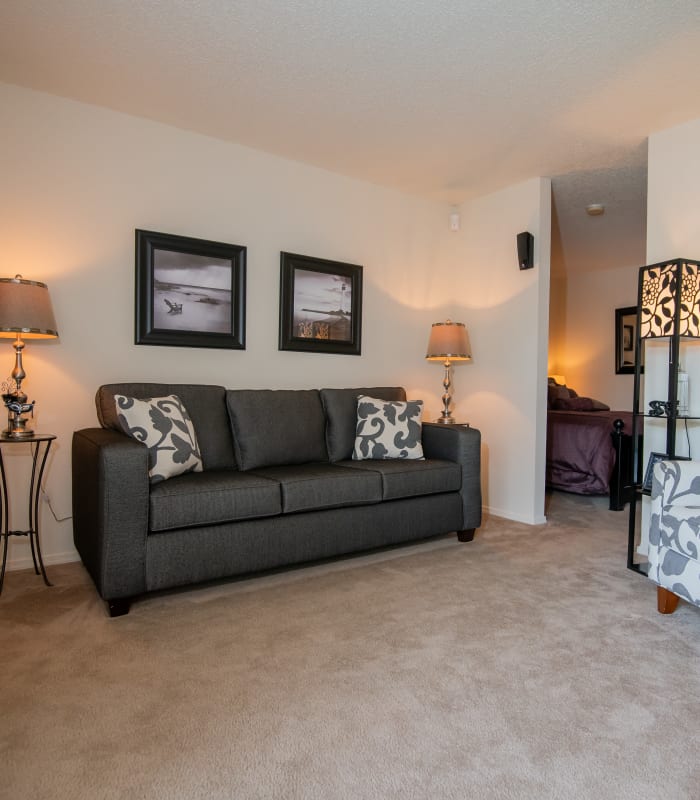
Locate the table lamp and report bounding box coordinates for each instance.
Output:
[426,319,471,424]
[0,275,58,438]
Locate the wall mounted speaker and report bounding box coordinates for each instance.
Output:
[517,231,534,270]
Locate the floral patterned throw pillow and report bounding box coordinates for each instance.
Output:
[115,394,203,483]
[352,396,424,460]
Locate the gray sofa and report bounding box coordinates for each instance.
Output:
[72,383,482,616]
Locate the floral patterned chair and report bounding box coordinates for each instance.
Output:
[649,459,700,614]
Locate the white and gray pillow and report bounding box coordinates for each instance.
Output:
[352,395,424,460]
[115,394,202,483]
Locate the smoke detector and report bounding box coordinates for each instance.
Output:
[586,203,605,216]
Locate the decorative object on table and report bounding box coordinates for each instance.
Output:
[614,306,641,375]
[425,319,471,424]
[135,229,246,350]
[278,252,362,355]
[0,275,58,438]
[648,400,677,417]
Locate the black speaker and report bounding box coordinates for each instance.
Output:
[517,231,534,270]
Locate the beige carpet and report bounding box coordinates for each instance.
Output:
[2,492,700,800]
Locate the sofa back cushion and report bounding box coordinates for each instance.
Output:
[96,383,236,471]
[226,389,328,470]
[320,387,406,462]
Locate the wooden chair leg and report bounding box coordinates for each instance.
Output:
[657,586,680,615]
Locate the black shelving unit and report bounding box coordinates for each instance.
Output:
[627,258,700,574]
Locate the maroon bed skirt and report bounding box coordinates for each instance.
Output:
[546,409,633,495]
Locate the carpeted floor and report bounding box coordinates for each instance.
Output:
[2,491,700,800]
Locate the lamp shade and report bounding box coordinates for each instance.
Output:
[426,320,471,361]
[639,259,700,339]
[0,276,58,339]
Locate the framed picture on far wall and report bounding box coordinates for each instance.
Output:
[135,229,246,349]
[615,306,642,375]
[278,252,363,355]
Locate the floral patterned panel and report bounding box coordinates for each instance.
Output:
[649,458,700,606]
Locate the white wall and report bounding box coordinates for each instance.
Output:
[560,263,639,411]
[451,177,551,524]
[647,117,700,261]
[0,83,550,570]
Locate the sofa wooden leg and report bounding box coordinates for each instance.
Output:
[457,529,475,542]
[107,598,132,617]
[657,586,680,614]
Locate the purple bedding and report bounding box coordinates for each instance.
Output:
[546,409,633,495]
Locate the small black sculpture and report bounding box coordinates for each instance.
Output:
[648,400,677,417]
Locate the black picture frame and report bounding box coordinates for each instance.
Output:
[278,252,362,355]
[615,306,642,375]
[642,452,691,493]
[135,229,246,349]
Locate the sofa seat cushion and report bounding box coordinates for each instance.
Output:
[149,470,282,532]
[250,463,382,513]
[338,459,461,500]
[226,389,328,470]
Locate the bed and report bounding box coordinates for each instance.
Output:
[546,383,635,510]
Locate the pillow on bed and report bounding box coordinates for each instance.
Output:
[552,396,610,412]
[547,384,571,408]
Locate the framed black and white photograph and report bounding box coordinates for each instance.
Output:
[615,306,642,375]
[278,252,362,355]
[135,229,246,349]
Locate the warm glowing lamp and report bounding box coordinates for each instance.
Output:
[426,319,471,424]
[0,275,59,438]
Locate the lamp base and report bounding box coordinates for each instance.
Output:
[2,418,34,438]
[434,417,459,424]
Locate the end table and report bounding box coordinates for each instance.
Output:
[0,433,56,594]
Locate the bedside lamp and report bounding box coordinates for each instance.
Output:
[0,275,58,438]
[426,319,471,424]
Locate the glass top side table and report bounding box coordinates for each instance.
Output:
[0,433,56,595]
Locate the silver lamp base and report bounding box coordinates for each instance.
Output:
[3,419,35,438]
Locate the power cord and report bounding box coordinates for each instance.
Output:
[40,487,73,523]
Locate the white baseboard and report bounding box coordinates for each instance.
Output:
[5,550,80,572]
[483,505,546,525]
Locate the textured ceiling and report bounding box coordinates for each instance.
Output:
[2,0,700,273]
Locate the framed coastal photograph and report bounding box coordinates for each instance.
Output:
[278,252,362,355]
[615,306,642,375]
[135,229,246,349]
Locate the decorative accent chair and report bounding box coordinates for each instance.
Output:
[649,459,700,614]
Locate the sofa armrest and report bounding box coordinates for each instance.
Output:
[72,428,150,601]
[422,423,482,531]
